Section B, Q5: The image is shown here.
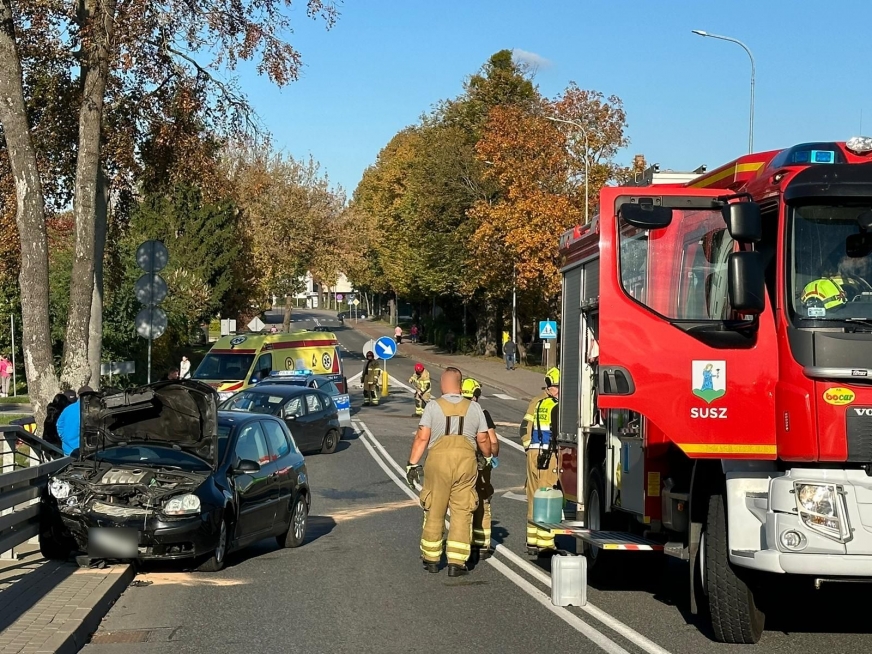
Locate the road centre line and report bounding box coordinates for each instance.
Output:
[354,418,661,654]
[496,433,525,454]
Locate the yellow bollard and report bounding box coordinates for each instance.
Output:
[381,361,389,397]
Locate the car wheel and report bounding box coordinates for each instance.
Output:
[321,429,339,454]
[278,495,308,548]
[197,516,229,572]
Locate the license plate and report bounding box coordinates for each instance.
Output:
[88,528,139,558]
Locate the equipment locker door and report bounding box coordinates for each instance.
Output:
[596,187,777,459]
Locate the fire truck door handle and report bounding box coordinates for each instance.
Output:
[599,366,635,395]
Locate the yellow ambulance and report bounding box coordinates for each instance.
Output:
[191,331,346,401]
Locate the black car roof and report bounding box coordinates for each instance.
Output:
[217,411,287,427]
[229,384,326,397]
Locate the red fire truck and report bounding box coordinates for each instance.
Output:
[550,138,872,643]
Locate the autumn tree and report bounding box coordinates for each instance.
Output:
[0,0,338,420]
[469,85,630,315]
[225,147,345,331]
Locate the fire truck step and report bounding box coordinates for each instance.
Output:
[529,521,665,551]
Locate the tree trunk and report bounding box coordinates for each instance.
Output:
[283,294,292,332]
[62,0,117,389]
[87,169,109,389]
[0,0,60,425]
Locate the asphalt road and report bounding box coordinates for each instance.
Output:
[82,310,872,653]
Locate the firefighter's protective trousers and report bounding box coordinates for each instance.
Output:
[363,363,380,406]
[525,450,558,549]
[472,463,494,548]
[419,436,478,566]
[410,372,431,416]
[523,395,559,549]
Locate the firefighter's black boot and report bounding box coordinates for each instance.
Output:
[447,564,468,578]
[423,561,440,574]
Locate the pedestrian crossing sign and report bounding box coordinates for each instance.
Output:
[539,320,558,340]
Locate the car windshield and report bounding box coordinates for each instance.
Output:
[790,204,872,323]
[90,446,212,472]
[219,391,286,415]
[192,353,254,381]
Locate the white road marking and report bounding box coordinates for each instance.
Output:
[502,491,527,502]
[496,433,525,453]
[487,557,630,654]
[493,393,517,401]
[494,421,521,428]
[493,544,673,654]
[355,418,669,654]
[344,372,413,393]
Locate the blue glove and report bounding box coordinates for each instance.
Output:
[488,457,499,469]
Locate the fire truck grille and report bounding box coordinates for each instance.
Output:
[846,407,872,462]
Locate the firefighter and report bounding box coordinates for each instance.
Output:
[408,363,431,416]
[461,377,499,561]
[520,367,560,555]
[362,351,381,406]
[405,367,492,577]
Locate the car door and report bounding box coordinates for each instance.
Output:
[232,422,279,539]
[318,383,348,431]
[283,395,316,450]
[303,392,328,448]
[261,419,295,529]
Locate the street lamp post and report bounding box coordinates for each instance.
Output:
[546,115,590,224]
[692,30,756,153]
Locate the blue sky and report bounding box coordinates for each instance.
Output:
[240,1,872,195]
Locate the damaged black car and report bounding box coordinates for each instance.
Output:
[40,380,310,572]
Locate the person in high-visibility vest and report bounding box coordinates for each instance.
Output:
[408,363,431,416]
[521,367,560,555]
[362,352,381,406]
[461,377,499,561]
[405,367,492,577]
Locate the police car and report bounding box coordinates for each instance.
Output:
[258,370,352,436]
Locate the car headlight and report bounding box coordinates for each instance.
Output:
[49,479,71,499]
[795,482,851,542]
[217,391,234,401]
[163,494,201,516]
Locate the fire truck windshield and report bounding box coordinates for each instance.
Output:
[790,204,872,324]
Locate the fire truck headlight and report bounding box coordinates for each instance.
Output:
[794,483,850,542]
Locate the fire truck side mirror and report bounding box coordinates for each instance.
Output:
[722,202,762,243]
[619,203,672,230]
[728,251,765,315]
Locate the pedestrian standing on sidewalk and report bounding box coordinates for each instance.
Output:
[445,329,456,354]
[410,324,419,343]
[503,338,517,371]
[394,325,403,344]
[0,354,10,397]
[405,367,492,577]
[461,377,499,561]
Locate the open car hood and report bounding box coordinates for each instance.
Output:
[79,380,219,467]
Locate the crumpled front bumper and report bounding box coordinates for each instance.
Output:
[53,503,222,561]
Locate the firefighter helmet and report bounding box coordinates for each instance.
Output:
[801,277,847,311]
[545,367,560,387]
[414,363,424,374]
[461,377,481,399]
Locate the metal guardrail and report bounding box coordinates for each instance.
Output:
[0,426,70,557]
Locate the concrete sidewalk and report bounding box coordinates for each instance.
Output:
[0,545,133,653]
[336,313,546,402]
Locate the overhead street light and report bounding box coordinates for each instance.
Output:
[692,29,756,153]
[546,115,590,225]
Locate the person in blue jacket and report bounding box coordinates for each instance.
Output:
[57,386,92,456]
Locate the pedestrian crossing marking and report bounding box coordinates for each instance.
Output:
[493,393,517,401]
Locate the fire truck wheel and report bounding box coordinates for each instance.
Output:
[584,469,619,581]
[704,493,765,644]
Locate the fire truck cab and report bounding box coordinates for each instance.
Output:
[552,138,872,643]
